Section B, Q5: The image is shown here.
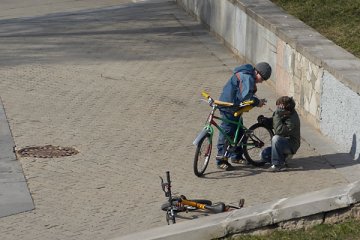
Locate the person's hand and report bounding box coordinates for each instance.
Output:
[275,107,291,120]
[277,103,285,110]
[257,99,267,107]
[257,115,273,129]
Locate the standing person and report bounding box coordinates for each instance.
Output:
[261,96,301,172]
[216,62,272,171]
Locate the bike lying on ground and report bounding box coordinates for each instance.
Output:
[160,171,244,224]
[193,91,274,177]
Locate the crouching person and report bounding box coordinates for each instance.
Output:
[261,96,301,172]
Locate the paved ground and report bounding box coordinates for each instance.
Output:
[0,0,356,239]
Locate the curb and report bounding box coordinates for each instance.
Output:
[114,181,360,240]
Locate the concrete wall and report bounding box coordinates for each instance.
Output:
[176,0,360,160]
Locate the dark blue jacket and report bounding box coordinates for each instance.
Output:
[219,64,259,106]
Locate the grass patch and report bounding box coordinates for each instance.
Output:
[232,218,360,240]
[270,0,360,58]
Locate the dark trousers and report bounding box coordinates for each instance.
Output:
[216,113,244,162]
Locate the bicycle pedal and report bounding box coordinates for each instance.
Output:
[226,147,236,153]
[244,129,253,135]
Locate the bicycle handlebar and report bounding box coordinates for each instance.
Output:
[201,91,210,99]
[201,91,256,116]
[202,91,234,107]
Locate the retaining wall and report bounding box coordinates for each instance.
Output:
[176,0,360,160]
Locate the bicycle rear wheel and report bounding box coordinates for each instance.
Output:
[193,134,212,177]
[243,123,273,166]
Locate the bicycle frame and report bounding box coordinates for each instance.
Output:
[193,104,248,150]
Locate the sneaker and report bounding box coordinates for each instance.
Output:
[217,160,235,171]
[216,155,224,161]
[231,157,247,165]
[216,155,225,165]
[269,164,287,172]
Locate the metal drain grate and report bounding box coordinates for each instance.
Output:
[17,145,79,158]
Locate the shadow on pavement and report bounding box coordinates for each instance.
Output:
[288,152,359,171]
[200,152,359,179]
[0,1,207,67]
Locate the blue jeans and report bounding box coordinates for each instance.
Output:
[261,135,293,166]
[216,113,244,162]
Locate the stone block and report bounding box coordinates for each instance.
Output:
[350,203,360,219]
[324,207,352,224]
[279,213,324,230]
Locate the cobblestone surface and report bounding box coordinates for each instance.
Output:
[0,0,350,239]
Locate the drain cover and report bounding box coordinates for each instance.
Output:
[17,145,79,158]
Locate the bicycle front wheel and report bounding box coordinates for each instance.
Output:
[243,123,273,166]
[193,134,212,177]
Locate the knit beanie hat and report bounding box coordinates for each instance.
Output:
[255,62,272,80]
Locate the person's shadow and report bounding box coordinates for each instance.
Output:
[287,152,359,171]
[350,133,359,161]
[201,151,359,179]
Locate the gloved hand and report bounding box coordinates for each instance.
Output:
[257,115,273,129]
[257,115,266,123]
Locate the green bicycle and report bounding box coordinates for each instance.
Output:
[193,91,274,177]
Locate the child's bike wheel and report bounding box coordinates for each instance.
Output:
[243,123,273,166]
[193,134,212,177]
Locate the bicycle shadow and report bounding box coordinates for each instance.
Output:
[173,211,212,222]
[200,164,267,179]
[200,152,359,179]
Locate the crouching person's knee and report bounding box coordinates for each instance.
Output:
[272,135,281,144]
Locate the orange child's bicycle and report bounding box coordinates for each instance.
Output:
[160,171,244,224]
[193,91,274,177]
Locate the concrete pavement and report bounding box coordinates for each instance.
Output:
[0,97,34,217]
[0,0,143,20]
[0,0,358,239]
